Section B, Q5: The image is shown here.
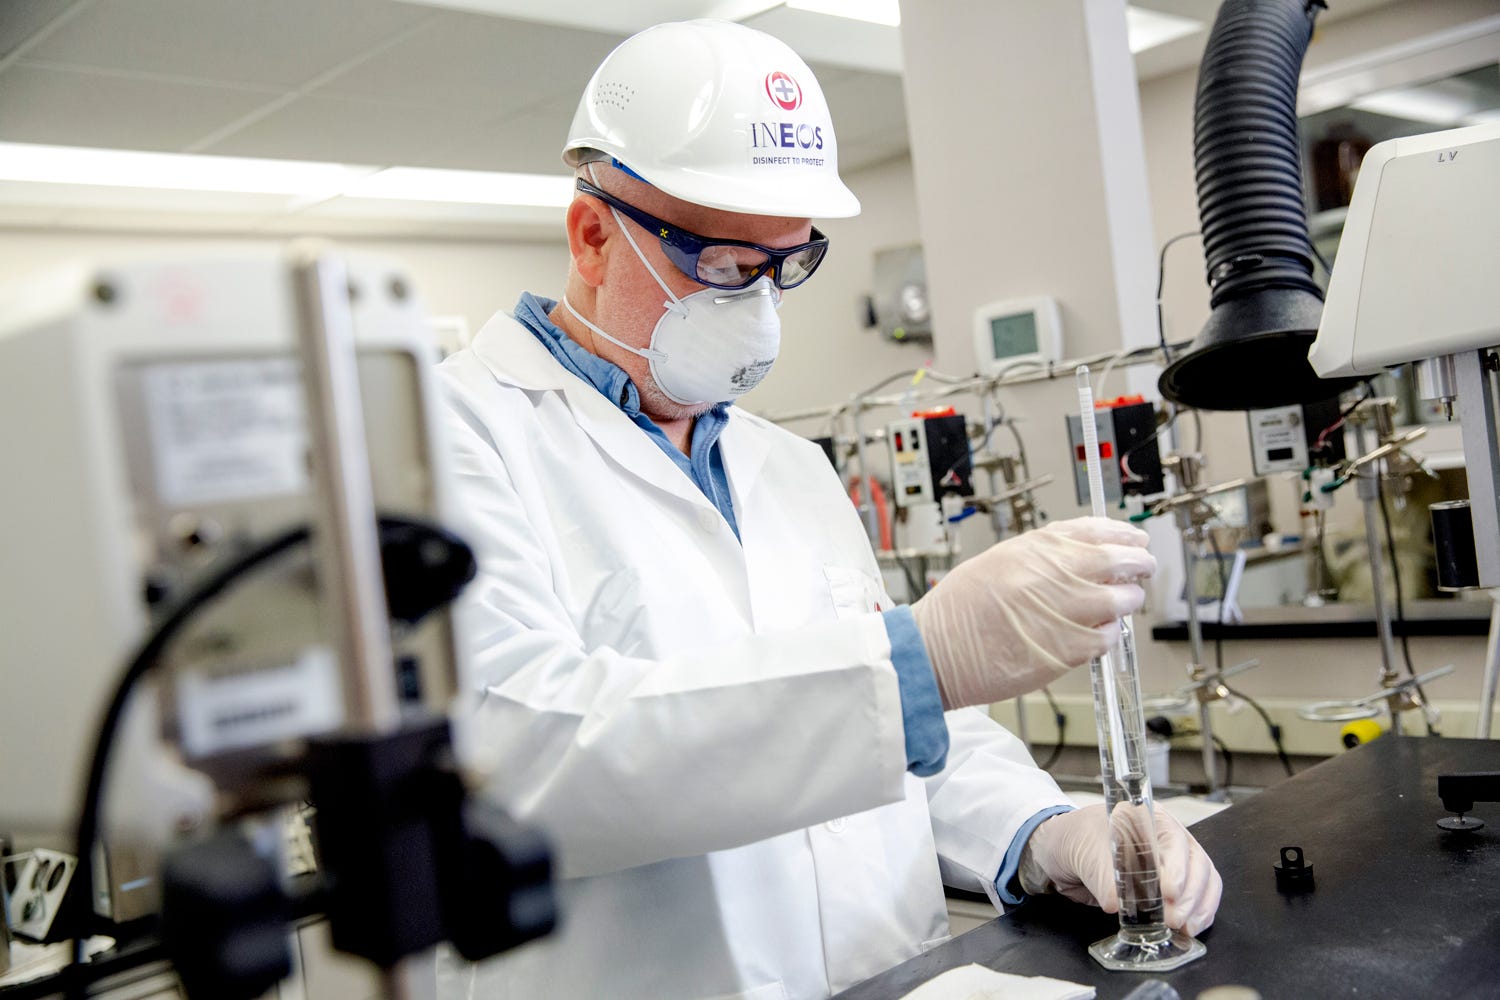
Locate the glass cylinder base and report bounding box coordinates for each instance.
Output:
[1088,930,1206,971]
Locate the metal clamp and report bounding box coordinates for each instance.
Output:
[1298,664,1456,724]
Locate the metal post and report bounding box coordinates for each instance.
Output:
[1480,591,1500,740]
[851,403,880,549]
[1455,350,1500,589]
[978,388,1028,747]
[980,393,1009,541]
[292,249,415,1000]
[291,247,401,735]
[1180,531,1219,797]
[1351,422,1402,735]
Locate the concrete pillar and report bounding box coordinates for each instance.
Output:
[900,1,1188,693]
[899,0,1160,373]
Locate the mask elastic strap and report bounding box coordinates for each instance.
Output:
[562,294,667,363]
[586,163,688,318]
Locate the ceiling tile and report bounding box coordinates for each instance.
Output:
[195,92,491,165]
[314,14,620,111]
[815,67,908,156]
[387,0,779,37]
[0,0,78,60]
[25,0,432,88]
[430,95,578,173]
[742,6,902,74]
[0,64,282,150]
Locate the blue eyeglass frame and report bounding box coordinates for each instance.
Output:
[575,177,829,290]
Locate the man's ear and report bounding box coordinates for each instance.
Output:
[567,197,610,288]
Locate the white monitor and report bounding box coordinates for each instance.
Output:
[972,295,1063,376]
[1310,121,1500,378]
[0,249,461,839]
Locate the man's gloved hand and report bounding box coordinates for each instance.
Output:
[909,517,1156,709]
[1017,803,1222,936]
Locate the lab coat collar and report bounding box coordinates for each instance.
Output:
[719,409,771,512]
[470,306,583,393]
[471,309,768,517]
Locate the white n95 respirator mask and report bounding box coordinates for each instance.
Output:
[563,196,782,407]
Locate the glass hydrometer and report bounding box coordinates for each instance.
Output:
[1075,366,1205,972]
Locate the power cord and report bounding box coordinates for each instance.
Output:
[1311,380,1375,460]
[896,555,926,602]
[1038,687,1067,771]
[1155,231,1202,357]
[1207,535,1295,777]
[1222,683,1295,777]
[70,526,311,977]
[1211,735,1235,791]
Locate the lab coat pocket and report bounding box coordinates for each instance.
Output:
[823,565,887,619]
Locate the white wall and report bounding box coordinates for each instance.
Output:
[0,229,570,336]
[746,153,939,423]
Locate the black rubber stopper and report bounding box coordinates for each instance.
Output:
[1274,845,1315,892]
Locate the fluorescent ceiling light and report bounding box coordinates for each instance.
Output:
[784,0,899,28]
[391,1,782,35]
[0,142,573,209]
[0,143,368,198]
[1125,6,1201,55]
[1351,87,1476,126]
[343,167,574,207]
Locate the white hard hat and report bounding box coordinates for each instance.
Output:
[563,20,861,219]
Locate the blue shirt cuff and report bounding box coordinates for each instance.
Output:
[994,804,1077,906]
[882,607,949,777]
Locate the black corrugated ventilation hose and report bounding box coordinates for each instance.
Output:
[1158,0,1361,410]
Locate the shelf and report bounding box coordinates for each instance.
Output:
[1150,599,1492,641]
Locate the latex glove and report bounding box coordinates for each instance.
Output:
[1018,804,1222,936]
[909,517,1155,709]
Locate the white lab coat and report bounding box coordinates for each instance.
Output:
[433,311,1072,1000]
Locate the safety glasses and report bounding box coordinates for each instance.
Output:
[575,177,829,290]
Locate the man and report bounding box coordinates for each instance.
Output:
[436,19,1220,1000]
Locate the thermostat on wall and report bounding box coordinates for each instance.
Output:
[972,295,1063,376]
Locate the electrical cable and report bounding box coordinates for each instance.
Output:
[1119,405,1182,469]
[1155,231,1202,357]
[1311,243,1333,278]
[1210,735,1234,791]
[849,366,969,405]
[1313,380,1376,455]
[1375,477,1440,736]
[1223,684,1295,777]
[896,556,926,603]
[1038,686,1067,771]
[1095,345,1159,401]
[69,526,311,980]
[1206,535,1295,778]
[1315,509,1330,585]
[990,358,1050,382]
[1003,419,1030,473]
